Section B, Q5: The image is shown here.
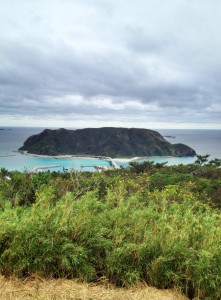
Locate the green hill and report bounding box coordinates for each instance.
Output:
[19,127,196,157]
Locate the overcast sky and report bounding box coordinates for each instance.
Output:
[0,0,221,129]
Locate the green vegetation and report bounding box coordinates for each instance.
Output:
[0,159,221,299]
[19,127,196,157]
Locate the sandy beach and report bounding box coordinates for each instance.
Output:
[20,151,147,163]
[113,156,144,162]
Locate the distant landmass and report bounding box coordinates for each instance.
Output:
[19,127,196,157]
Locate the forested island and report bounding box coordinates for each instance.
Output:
[19,127,196,157]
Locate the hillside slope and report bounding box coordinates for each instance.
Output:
[19,127,196,157]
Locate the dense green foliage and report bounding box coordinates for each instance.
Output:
[19,127,196,157]
[0,160,221,299]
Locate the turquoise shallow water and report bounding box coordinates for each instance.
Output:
[0,154,196,172]
[0,127,220,172]
[0,154,111,172]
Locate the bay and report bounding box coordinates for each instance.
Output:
[0,127,220,172]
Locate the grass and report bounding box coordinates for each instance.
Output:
[0,184,220,299]
[0,165,221,299]
[0,275,187,300]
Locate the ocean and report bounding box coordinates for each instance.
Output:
[0,127,221,172]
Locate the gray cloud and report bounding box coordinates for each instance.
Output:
[0,0,221,128]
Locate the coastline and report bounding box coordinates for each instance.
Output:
[1,151,196,172]
[113,155,175,162]
[19,152,175,163]
[20,152,144,162]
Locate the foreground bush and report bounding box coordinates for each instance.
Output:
[0,182,220,299]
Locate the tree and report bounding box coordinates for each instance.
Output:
[207,158,221,168]
[0,167,8,177]
[194,154,210,166]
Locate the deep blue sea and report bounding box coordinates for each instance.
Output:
[0,127,221,172]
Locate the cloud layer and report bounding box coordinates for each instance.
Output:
[1,0,221,128]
